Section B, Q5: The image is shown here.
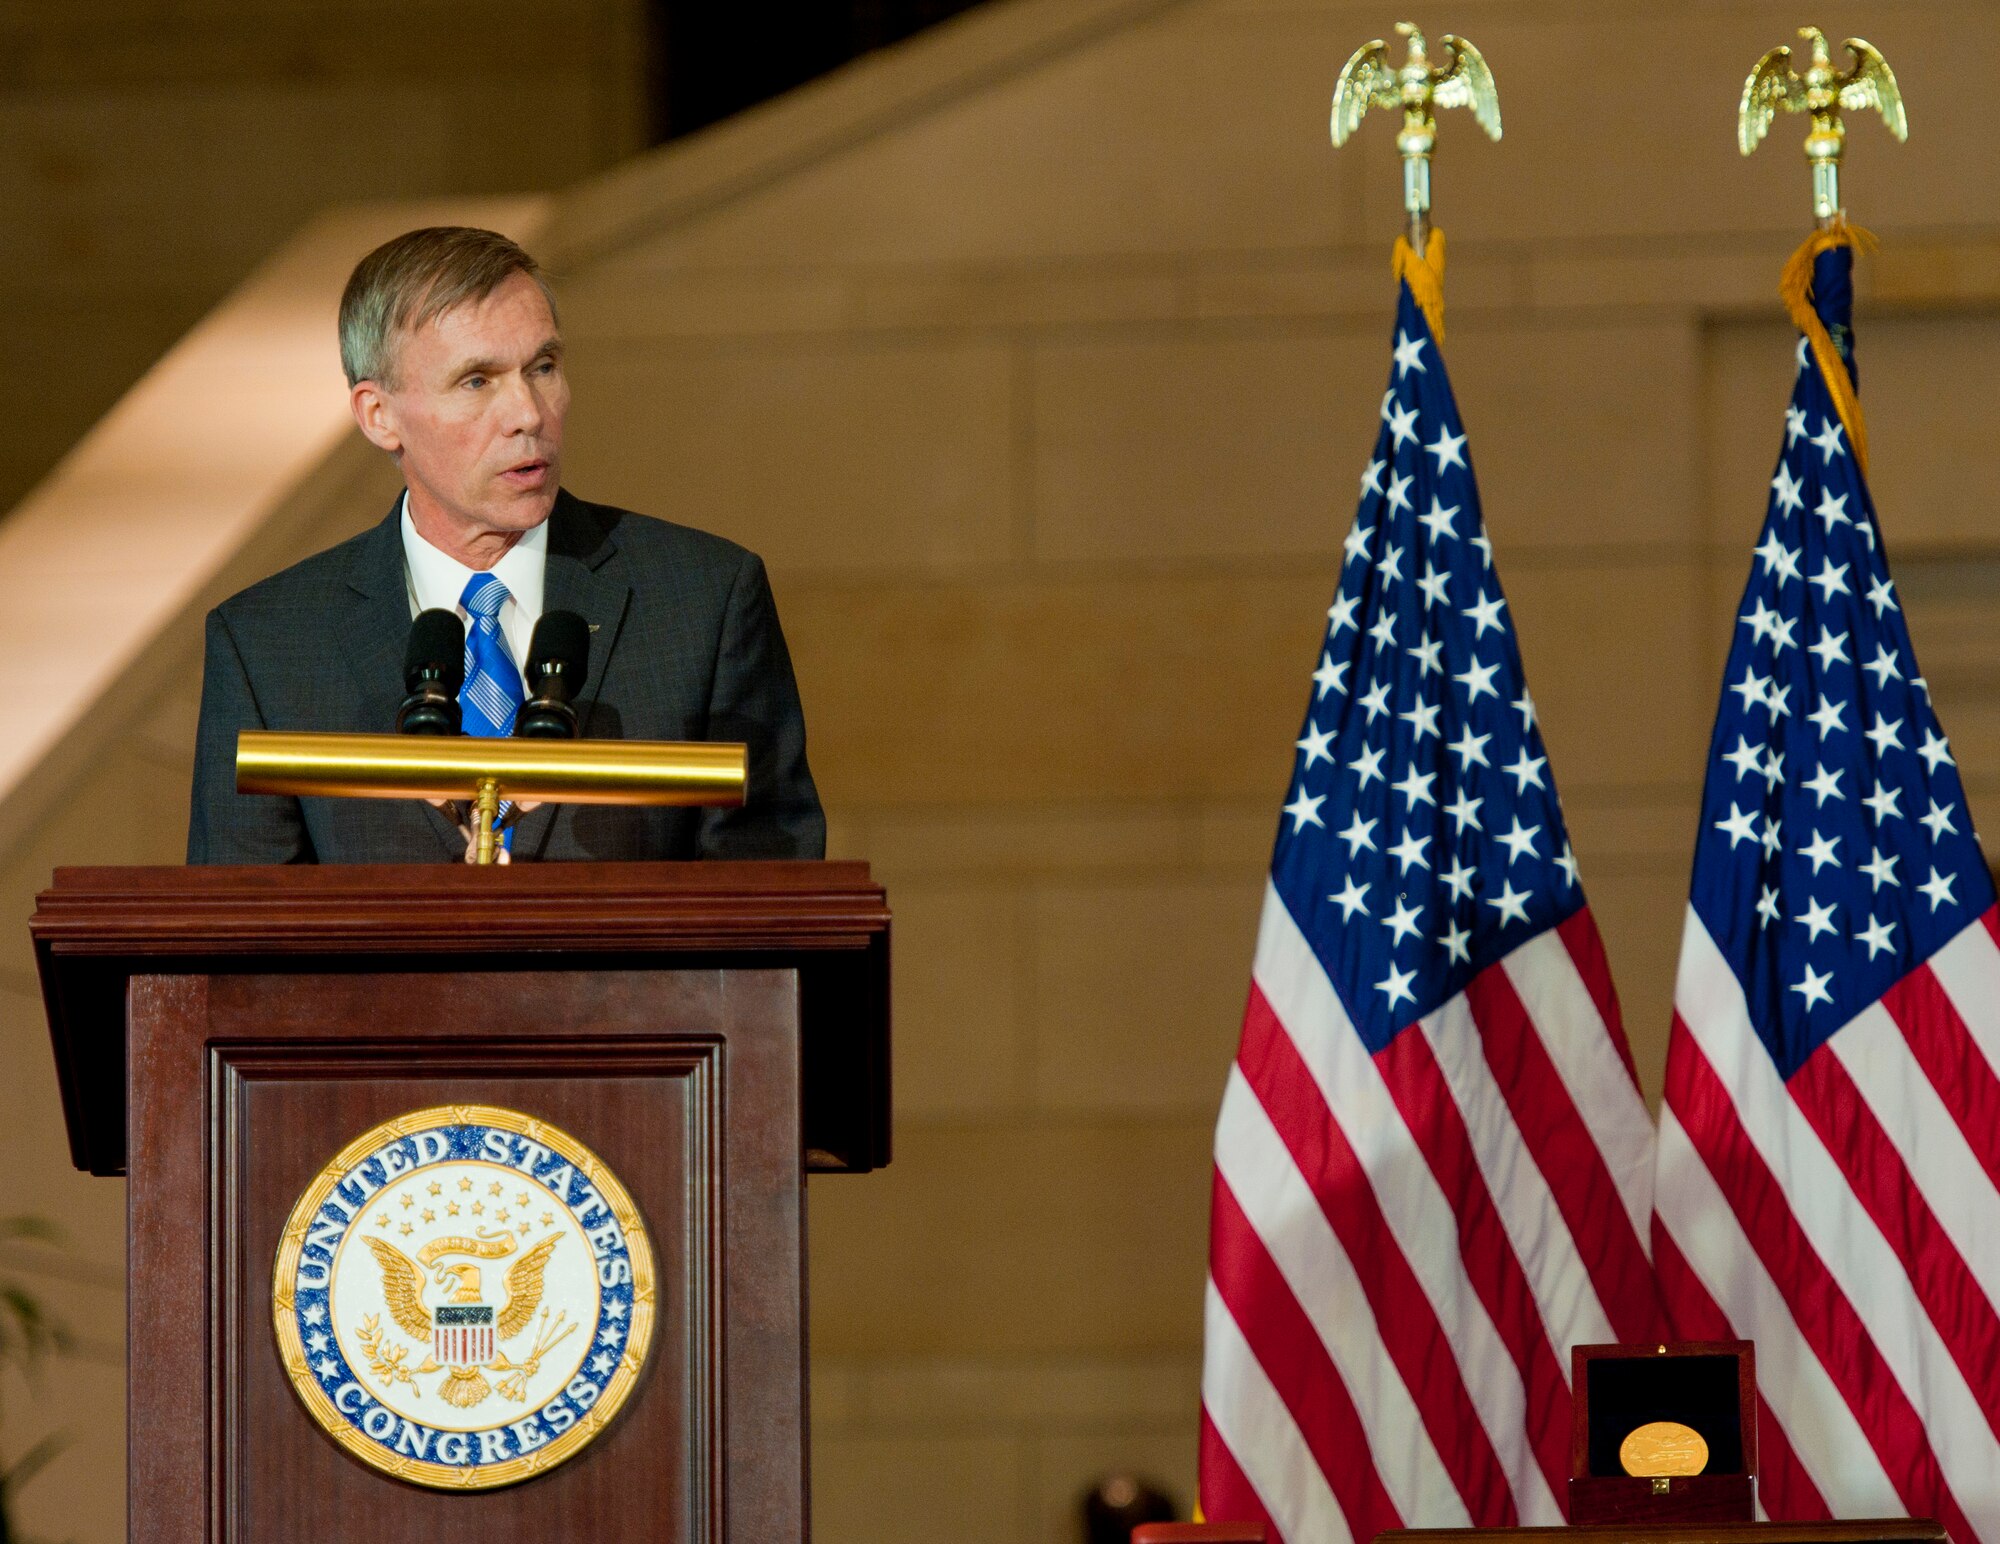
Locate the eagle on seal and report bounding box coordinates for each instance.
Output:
[363,1231,561,1409]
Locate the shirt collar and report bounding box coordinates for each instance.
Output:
[399,491,548,619]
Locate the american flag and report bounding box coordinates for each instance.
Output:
[1199,260,1662,1542]
[1653,236,2000,1538]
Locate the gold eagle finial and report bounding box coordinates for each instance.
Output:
[1332,23,1500,249]
[1740,27,1906,224]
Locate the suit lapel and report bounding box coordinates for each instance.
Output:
[516,491,633,860]
[342,503,464,859]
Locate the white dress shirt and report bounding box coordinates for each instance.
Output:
[399,491,547,675]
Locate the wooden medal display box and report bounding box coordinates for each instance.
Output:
[1569,1340,1757,1526]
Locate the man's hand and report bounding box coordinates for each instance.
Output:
[426,799,542,863]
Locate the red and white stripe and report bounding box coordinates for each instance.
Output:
[434,1325,494,1367]
[1656,904,2000,1539]
[1201,884,1660,1539]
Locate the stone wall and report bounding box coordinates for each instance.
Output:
[0,0,646,511]
[4,1,2000,1540]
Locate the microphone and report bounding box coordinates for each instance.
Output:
[514,610,590,739]
[396,608,465,735]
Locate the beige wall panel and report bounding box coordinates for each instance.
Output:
[781,574,1326,808]
[788,564,1704,811]
[1506,560,1710,793]
[1575,866,1691,1109]
[1029,306,1697,579]
[423,72,642,194]
[857,267,1191,333]
[1847,316,2000,551]
[1030,876,1259,1116]
[807,1119,1211,1357]
[812,1356,867,1431]
[1192,247,1524,324]
[1852,8,2000,238]
[1525,247,1788,314]
[562,342,1018,574]
[1704,322,1792,554]
[811,1431,1027,1544]
[855,1352,1200,1427]
[863,804,1200,879]
[1030,326,1380,565]
[650,7,1359,268]
[1563,792,1701,871]
[1873,242,2000,311]
[891,880,1031,1119]
[0,87,456,291]
[0,71,624,295]
[1194,802,1278,871]
[557,267,853,341]
[1445,319,1699,554]
[0,287,211,513]
[11,1346,124,1544]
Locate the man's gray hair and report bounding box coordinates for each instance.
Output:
[338,226,558,388]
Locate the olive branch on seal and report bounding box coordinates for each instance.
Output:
[355,1315,420,1394]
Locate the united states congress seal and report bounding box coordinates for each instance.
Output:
[272,1105,656,1490]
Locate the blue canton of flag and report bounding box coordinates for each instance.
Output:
[1273,286,1581,1048]
[1690,248,1993,1076]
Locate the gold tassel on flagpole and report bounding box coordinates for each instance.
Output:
[1392,226,1447,342]
[1778,220,1877,480]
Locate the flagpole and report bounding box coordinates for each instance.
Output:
[1330,21,1501,255]
[1738,26,1906,229]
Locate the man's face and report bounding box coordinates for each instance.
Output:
[352,270,569,545]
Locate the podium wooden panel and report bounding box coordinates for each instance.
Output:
[31,861,890,1544]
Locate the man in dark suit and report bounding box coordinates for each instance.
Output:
[187,226,823,863]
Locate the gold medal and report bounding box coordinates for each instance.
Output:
[1619,1420,1710,1477]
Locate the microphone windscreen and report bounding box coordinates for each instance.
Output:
[526,610,590,697]
[404,608,466,694]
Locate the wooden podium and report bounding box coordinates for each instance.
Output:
[31,860,889,1543]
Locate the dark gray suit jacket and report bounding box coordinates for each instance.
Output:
[187,490,824,863]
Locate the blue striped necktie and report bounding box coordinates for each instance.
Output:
[459,573,525,853]
[459,573,524,736]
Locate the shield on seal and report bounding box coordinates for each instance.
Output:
[434,1302,495,1367]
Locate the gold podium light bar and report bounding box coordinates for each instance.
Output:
[236,731,746,807]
